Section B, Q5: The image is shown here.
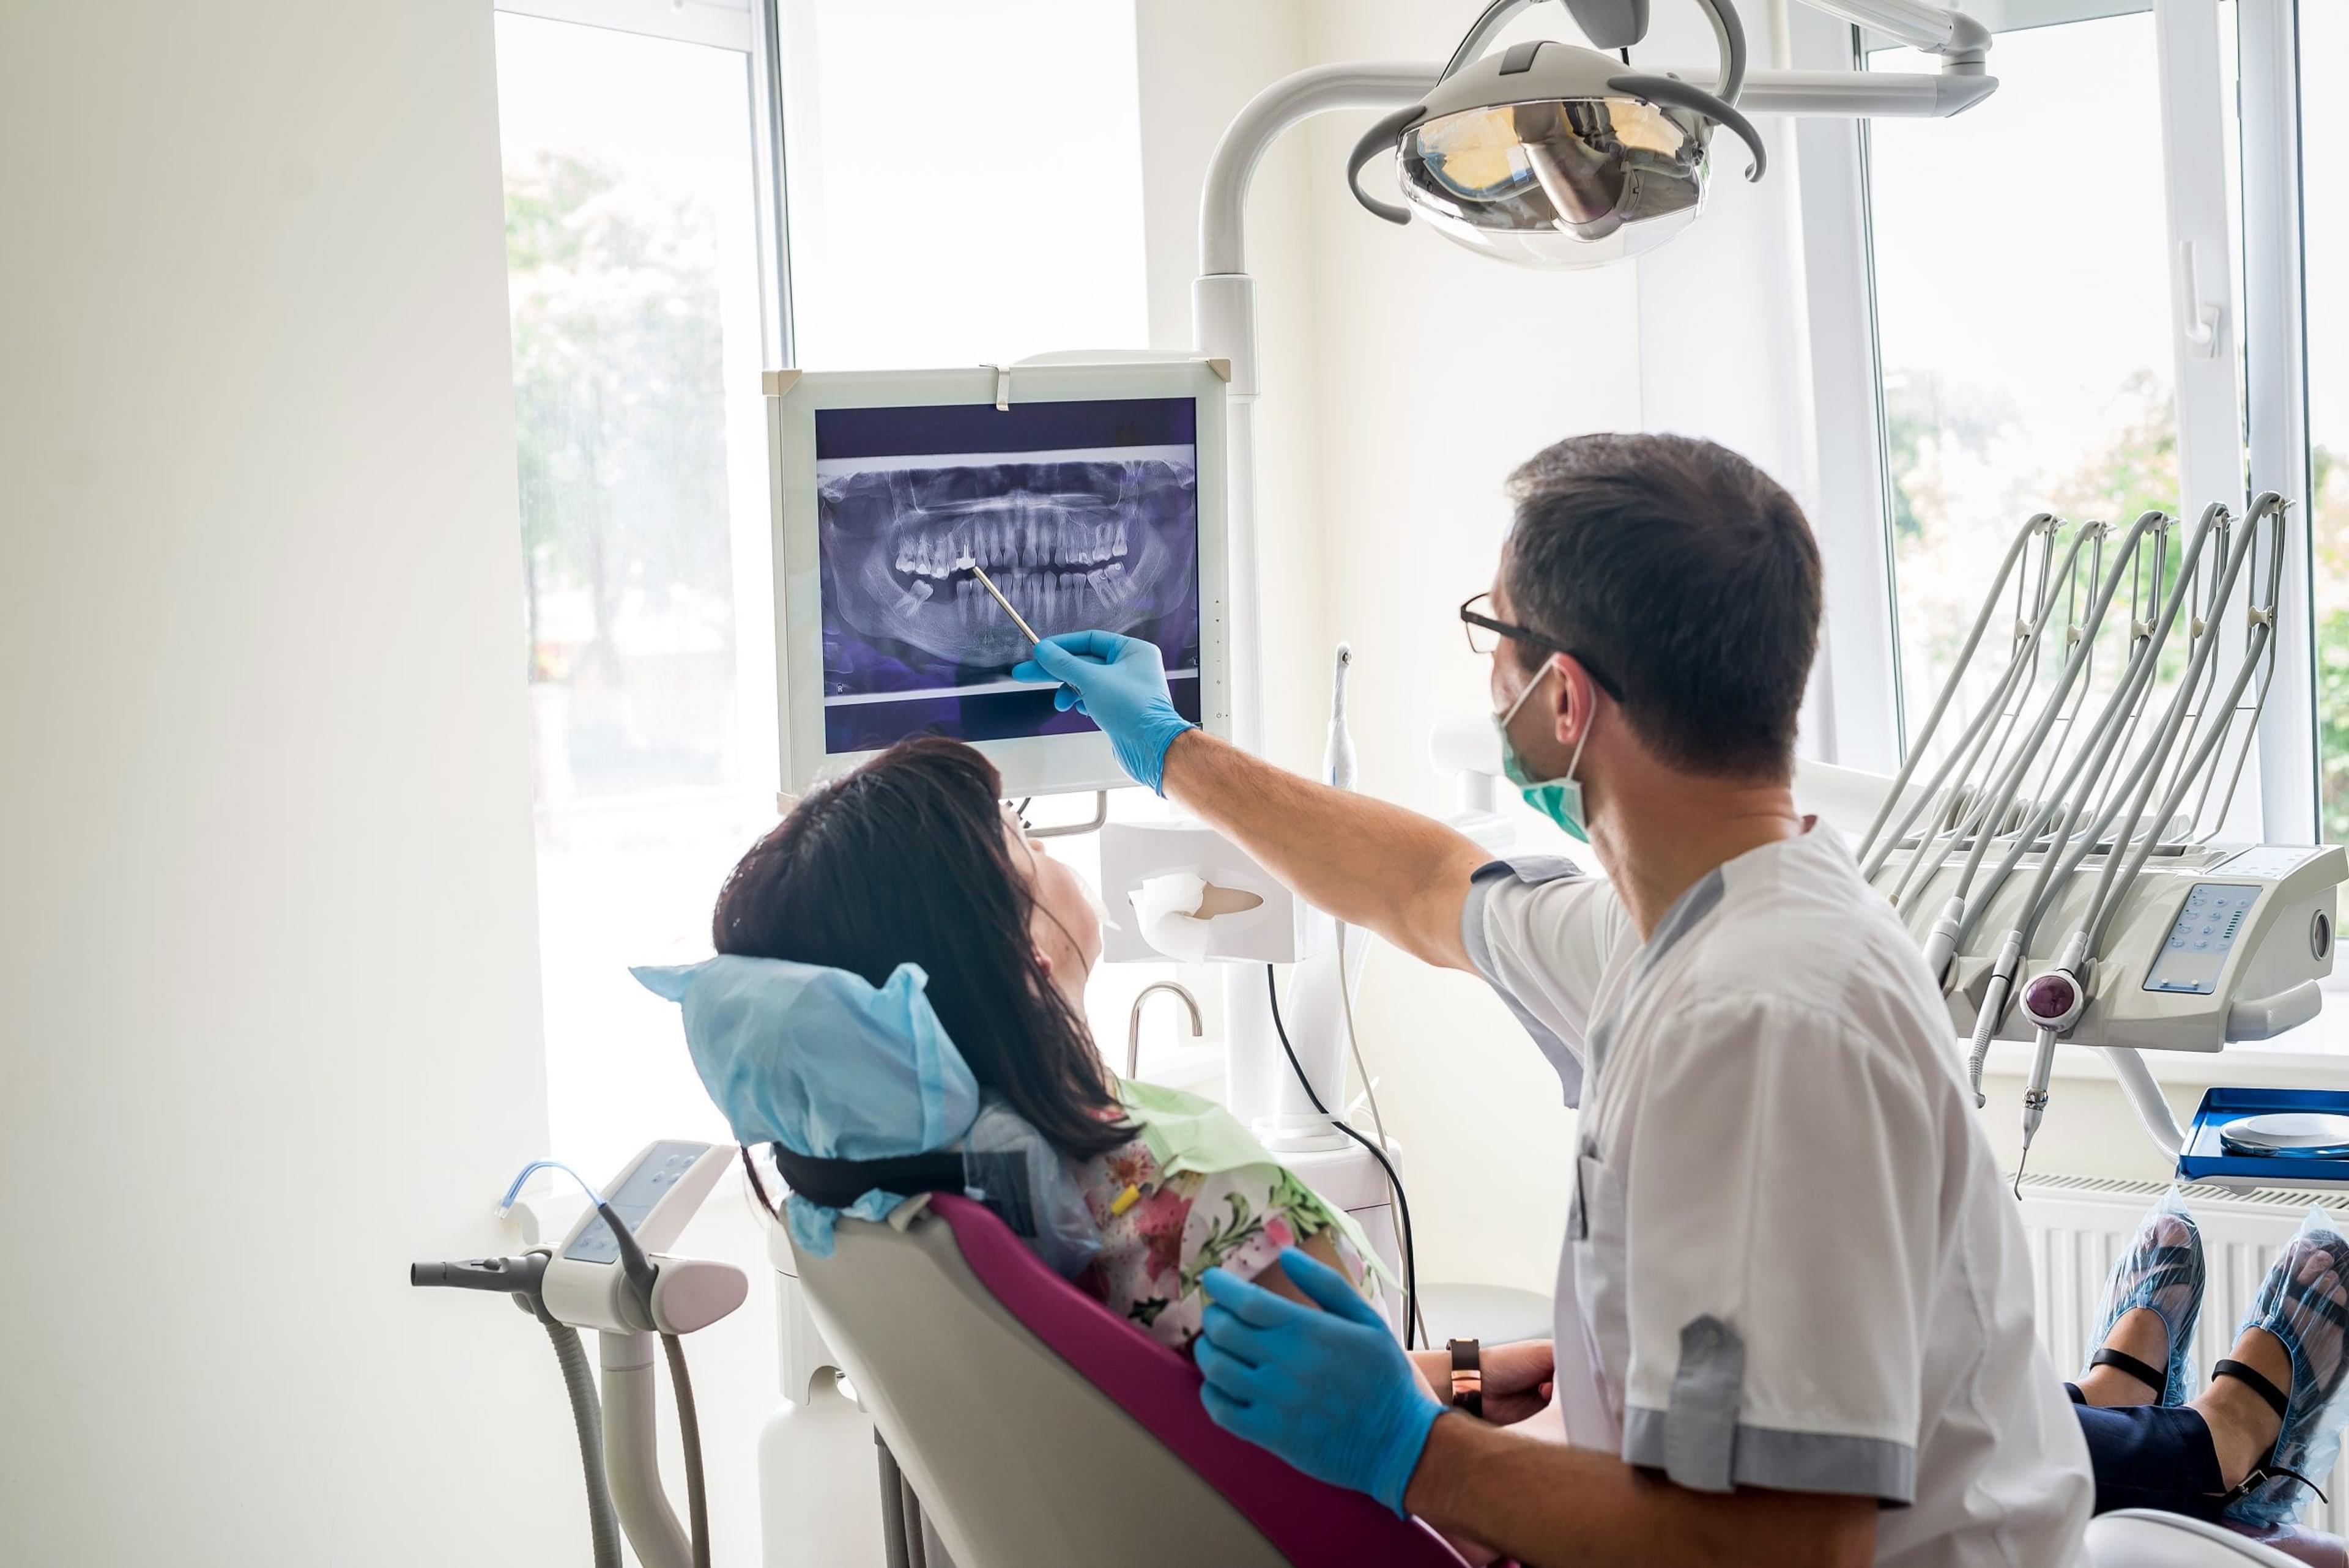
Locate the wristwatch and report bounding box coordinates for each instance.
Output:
[1448,1337,1483,1419]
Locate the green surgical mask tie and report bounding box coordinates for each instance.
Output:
[1494,662,1593,843]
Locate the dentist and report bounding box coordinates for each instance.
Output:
[1014,433,2091,1567]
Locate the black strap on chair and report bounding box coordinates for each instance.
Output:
[771,1147,968,1211]
[771,1142,1048,1238]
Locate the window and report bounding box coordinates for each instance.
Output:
[1830,0,2345,854]
[496,4,781,1179]
[496,1,1159,1174]
[2303,1,2349,838]
[777,0,1149,369]
[774,0,1182,1065]
[1865,12,2186,741]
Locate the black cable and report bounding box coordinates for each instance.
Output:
[661,1332,712,1568]
[1264,964,1420,1349]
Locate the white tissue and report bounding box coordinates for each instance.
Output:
[1131,871,1213,963]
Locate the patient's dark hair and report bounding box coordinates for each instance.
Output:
[713,734,1130,1176]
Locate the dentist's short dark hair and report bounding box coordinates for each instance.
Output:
[1503,433,1820,781]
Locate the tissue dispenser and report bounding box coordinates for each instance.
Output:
[1097,819,1320,966]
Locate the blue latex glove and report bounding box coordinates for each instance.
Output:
[1009,630,1197,794]
[1193,1248,1444,1517]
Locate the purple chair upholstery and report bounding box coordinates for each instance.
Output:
[929,1194,1471,1567]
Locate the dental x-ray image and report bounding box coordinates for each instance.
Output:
[814,396,1203,755]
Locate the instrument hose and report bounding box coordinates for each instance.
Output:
[544,1318,623,1568]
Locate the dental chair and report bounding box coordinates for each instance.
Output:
[797,1193,2336,1568]
[798,1193,1469,1567]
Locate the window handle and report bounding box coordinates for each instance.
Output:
[2175,239,2223,360]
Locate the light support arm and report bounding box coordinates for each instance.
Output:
[1193,62,1437,756]
[1806,0,1991,57]
[1189,7,1995,1150]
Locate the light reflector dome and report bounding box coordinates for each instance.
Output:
[1399,94,1709,268]
[1345,10,1764,270]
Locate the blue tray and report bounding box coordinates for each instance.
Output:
[2178,1087,2349,1188]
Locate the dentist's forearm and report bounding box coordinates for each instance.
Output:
[1158,730,1486,972]
[1404,1415,1876,1568]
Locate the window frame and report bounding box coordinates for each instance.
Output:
[1801,0,2321,845]
[492,0,800,1170]
[494,0,795,372]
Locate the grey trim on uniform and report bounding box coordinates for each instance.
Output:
[1660,1316,1745,1491]
[1586,1015,1618,1081]
[1461,857,1589,1107]
[1574,866,1722,1082]
[1630,866,1726,985]
[1622,1407,1918,1505]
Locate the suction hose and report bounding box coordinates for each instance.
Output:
[546,1319,624,1568]
[661,1333,712,1568]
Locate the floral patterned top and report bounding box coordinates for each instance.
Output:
[1074,1125,1378,1351]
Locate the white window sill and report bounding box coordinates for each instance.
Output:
[1980,1001,2349,1089]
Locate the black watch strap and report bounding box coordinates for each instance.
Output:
[1449,1337,1483,1418]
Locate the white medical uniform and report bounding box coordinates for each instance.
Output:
[1462,824,2092,1568]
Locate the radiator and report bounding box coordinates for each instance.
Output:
[2018,1174,2349,1532]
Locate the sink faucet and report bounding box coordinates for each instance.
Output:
[1126,980,1203,1079]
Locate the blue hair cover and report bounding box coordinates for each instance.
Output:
[633,955,1098,1274]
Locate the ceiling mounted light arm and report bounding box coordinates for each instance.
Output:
[1808,0,1989,59]
[1345,0,1991,266]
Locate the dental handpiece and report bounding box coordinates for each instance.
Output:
[2011,952,2088,1197]
[1326,643,1356,791]
[2016,1027,2057,1197]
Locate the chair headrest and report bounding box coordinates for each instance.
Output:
[634,955,1099,1274]
[633,955,978,1253]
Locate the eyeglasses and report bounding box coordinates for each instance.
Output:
[1459,593,1626,703]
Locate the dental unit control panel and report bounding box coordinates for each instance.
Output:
[1876,840,2342,1054]
[413,1141,747,1568]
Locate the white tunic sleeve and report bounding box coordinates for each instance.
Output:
[1611,994,1938,1503]
[1459,856,1632,1105]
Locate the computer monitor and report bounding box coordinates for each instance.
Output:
[767,358,1230,798]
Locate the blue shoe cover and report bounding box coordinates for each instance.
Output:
[2084,1188,2205,1406]
[2225,1209,2349,1528]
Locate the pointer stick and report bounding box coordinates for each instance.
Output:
[962,559,1039,646]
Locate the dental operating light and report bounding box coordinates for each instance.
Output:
[1344,0,1995,268]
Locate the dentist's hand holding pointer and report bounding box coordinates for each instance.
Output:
[1011,630,1197,794]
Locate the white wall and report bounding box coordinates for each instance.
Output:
[1283,0,1647,1293]
[1134,0,1331,780]
[0,3,579,1561]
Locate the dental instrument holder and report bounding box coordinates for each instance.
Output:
[412,1139,747,1568]
[1842,494,2349,1185]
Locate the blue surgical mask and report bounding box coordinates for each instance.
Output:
[1494,661,1593,843]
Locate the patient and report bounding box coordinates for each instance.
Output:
[708,734,1379,1350]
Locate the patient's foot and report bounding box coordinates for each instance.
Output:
[2199,1221,2349,1525]
[2194,1326,2290,1491]
[2078,1309,2174,1407]
[2079,1199,2204,1407]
